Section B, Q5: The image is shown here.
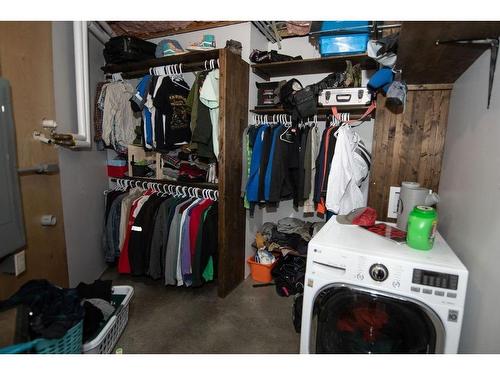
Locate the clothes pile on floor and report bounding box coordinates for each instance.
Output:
[251,218,324,334]
[0,279,116,349]
[255,218,324,256]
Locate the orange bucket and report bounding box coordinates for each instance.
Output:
[247,256,276,283]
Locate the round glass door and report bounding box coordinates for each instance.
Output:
[311,286,444,354]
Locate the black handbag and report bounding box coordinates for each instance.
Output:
[293,86,318,118]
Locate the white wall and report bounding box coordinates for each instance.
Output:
[438,50,500,353]
[52,22,108,287]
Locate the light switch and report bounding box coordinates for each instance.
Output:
[387,186,401,219]
[14,250,26,276]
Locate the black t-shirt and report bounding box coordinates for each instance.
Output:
[153,76,191,152]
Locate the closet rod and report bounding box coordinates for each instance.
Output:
[250,113,373,121]
[110,176,218,190]
[108,60,220,79]
[112,178,219,201]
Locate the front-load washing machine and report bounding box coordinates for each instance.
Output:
[300,219,468,354]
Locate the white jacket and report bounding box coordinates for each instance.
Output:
[325,125,369,214]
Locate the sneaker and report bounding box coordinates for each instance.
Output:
[187,34,216,51]
[155,39,187,58]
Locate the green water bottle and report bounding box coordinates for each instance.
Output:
[406,206,438,250]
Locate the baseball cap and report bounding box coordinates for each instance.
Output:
[155,39,187,58]
[336,207,377,226]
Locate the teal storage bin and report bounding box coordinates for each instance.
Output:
[317,21,371,56]
[318,34,370,56]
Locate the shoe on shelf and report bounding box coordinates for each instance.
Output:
[187,34,216,51]
[155,39,188,58]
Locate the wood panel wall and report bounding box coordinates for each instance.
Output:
[368,87,451,222]
[0,22,68,299]
[217,49,249,297]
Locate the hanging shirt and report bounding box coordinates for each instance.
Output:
[264,125,282,201]
[314,126,337,214]
[246,124,269,203]
[164,198,193,285]
[118,189,143,252]
[294,126,310,207]
[192,203,218,287]
[128,195,165,276]
[176,199,202,286]
[148,197,182,280]
[200,69,220,159]
[303,125,320,214]
[131,75,154,150]
[325,126,366,214]
[101,81,140,153]
[188,199,214,262]
[153,76,191,151]
[93,81,106,150]
[102,192,126,263]
[118,191,153,274]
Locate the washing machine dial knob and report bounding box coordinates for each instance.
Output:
[369,264,389,282]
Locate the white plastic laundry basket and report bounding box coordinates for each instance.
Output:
[83,285,134,354]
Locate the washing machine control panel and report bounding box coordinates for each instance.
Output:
[412,269,459,290]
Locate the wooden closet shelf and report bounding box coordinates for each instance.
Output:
[102,48,222,76]
[251,53,377,81]
[114,175,218,190]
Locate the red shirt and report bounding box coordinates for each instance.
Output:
[188,199,213,261]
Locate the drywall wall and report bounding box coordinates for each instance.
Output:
[438,50,500,353]
[52,22,108,287]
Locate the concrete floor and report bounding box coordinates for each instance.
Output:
[103,268,300,353]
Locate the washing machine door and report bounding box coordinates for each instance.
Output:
[310,285,445,354]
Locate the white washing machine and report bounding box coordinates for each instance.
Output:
[300,218,468,354]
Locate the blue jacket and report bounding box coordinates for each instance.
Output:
[246,124,269,202]
[264,125,282,201]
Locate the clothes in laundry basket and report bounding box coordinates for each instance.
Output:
[0,279,84,340]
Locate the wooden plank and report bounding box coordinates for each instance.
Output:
[108,21,244,40]
[217,49,249,298]
[368,89,451,221]
[251,105,375,120]
[407,83,453,91]
[418,91,437,189]
[368,95,392,218]
[0,22,68,299]
[251,53,377,81]
[102,49,221,74]
[430,90,451,191]
[397,21,500,84]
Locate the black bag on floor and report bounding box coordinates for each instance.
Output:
[271,254,306,297]
[292,293,303,333]
[104,36,157,65]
